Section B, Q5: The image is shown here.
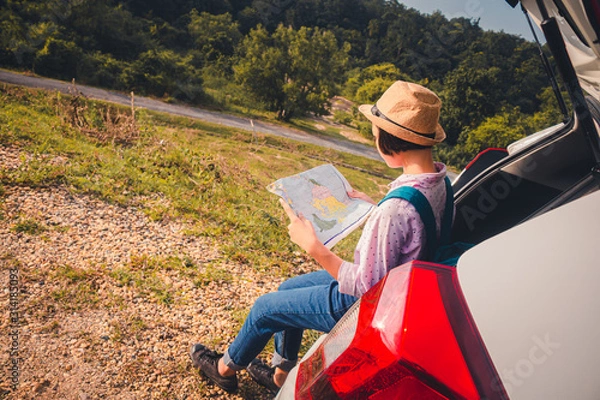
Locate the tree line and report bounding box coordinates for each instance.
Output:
[0,0,564,167]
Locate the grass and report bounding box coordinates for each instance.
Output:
[38,320,61,334]
[55,264,97,283]
[49,265,101,309]
[193,263,234,287]
[0,85,397,362]
[0,84,396,273]
[11,218,47,235]
[290,118,357,142]
[109,255,182,305]
[109,315,148,343]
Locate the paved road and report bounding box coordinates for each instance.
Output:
[0,69,380,161]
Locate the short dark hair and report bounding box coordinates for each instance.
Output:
[376,127,432,155]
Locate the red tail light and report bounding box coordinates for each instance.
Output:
[294,261,508,399]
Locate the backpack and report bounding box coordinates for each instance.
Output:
[378,177,473,266]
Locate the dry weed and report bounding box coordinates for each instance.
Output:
[58,80,140,146]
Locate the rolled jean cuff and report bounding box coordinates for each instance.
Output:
[271,351,297,372]
[222,350,248,372]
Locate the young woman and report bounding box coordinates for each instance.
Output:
[189,81,451,394]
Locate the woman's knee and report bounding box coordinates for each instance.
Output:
[278,274,308,291]
[278,271,331,291]
[251,291,280,315]
[278,277,296,291]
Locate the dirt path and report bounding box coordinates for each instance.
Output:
[0,69,380,161]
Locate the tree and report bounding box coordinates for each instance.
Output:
[78,51,127,89]
[188,10,241,62]
[234,25,285,111]
[120,49,203,101]
[0,10,34,68]
[457,87,564,161]
[525,86,565,130]
[123,0,232,23]
[0,0,555,151]
[66,0,150,61]
[0,5,63,69]
[346,62,410,102]
[236,6,262,34]
[439,54,503,144]
[234,24,349,120]
[462,108,527,156]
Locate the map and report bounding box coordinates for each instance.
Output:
[267,164,375,248]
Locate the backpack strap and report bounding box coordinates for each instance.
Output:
[378,185,438,260]
[378,177,454,260]
[439,177,454,247]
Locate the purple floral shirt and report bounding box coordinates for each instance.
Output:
[337,162,450,298]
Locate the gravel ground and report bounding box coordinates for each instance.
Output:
[0,145,313,399]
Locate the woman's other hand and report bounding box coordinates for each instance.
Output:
[347,189,376,205]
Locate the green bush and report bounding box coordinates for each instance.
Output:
[345,63,411,102]
[78,52,127,89]
[462,109,527,156]
[355,119,372,140]
[354,77,396,104]
[433,142,472,170]
[34,38,83,81]
[120,49,204,102]
[11,218,47,235]
[333,110,354,126]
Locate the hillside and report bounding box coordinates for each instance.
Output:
[0,0,564,167]
[0,84,394,399]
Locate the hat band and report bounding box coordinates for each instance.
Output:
[371,105,436,139]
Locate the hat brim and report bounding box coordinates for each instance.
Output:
[358,104,445,147]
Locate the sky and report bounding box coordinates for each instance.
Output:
[399,0,543,42]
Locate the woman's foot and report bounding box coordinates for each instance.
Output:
[189,344,238,393]
[247,358,282,395]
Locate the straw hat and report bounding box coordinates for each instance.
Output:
[358,81,446,146]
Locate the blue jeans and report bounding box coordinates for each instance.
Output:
[222,270,358,372]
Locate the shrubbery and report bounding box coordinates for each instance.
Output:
[78,52,127,89]
[120,49,204,101]
[34,38,83,81]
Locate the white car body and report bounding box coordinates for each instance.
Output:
[458,188,600,399]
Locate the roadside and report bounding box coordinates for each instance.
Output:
[0,69,380,161]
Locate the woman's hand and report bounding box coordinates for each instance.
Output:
[348,189,376,205]
[280,199,320,253]
[279,199,343,279]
